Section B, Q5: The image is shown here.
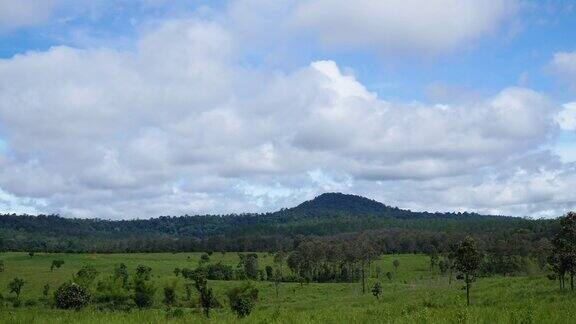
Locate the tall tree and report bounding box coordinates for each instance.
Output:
[454,236,482,306]
[550,212,576,290]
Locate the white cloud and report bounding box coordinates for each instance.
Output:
[550,51,576,91]
[0,0,61,30]
[0,17,571,218]
[556,102,576,131]
[248,0,517,55]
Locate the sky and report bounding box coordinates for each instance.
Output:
[0,0,576,219]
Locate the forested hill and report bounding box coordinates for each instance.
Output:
[0,193,557,253]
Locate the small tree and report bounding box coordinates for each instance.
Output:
[227,283,259,318]
[454,236,482,306]
[54,282,91,309]
[265,266,273,280]
[114,263,129,288]
[375,266,382,279]
[393,259,400,272]
[163,283,177,307]
[8,277,25,300]
[74,264,99,287]
[192,272,219,318]
[0,260,4,273]
[273,251,286,298]
[385,271,393,282]
[51,260,65,271]
[184,283,193,301]
[239,253,259,280]
[133,265,156,308]
[200,253,210,265]
[371,282,382,299]
[43,284,50,298]
[28,252,35,258]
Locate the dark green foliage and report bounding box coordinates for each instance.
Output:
[0,260,4,272]
[227,283,259,318]
[371,282,382,299]
[132,265,156,309]
[74,265,99,288]
[54,282,91,310]
[51,259,64,271]
[43,284,50,298]
[184,283,193,301]
[549,212,576,291]
[265,265,273,280]
[200,253,210,265]
[163,283,177,307]
[94,274,131,310]
[385,272,393,281]
[239,253,259,280]
[0,193,551,254]
[191,272,219,318]
[173,268,180,277]
[393,260,400,272]
[454,236,482,306]
[186,262,235,280]
[8,277,25,300]
[113,263,129,288]
[28,252,34,258]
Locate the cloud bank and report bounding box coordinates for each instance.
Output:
[0,1,574,218]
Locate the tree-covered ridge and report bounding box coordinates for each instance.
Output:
[0,193,557,253]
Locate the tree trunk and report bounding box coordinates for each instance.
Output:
[361,260,366,294]
[465,273,470,306]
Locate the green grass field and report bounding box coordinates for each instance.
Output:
[0,252,574,323]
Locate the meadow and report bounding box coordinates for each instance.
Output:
[0,252,574,323]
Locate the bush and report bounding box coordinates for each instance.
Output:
[133,266,156,309]
[163,283,177,306]
[54,282,91,310]
[227,283,259,318]
[74,265,99,287]
[94,276,132,311]
[133,279,156,308]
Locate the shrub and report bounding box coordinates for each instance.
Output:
[133,265,156,308]
[227,283,259,318]
[51,260,65,271]
[54,282,91,310]
[372,282,382,299]
[133,278,156,308]
[192,272,220,318]
[8,277,25,300]
[94,276,132,311]
[74,265,99,287]
[43,284,50,298]
[163,283,177,307]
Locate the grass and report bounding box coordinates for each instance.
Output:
[0,252,574,323]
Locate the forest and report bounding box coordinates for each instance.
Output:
[0,193,556,255]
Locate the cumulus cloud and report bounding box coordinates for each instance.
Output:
[0,16,571,218]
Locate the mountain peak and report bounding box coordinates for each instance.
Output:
[290,192,393,216]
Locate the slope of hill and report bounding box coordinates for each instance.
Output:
[0,192,556,253]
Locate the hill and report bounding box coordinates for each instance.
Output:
[0,192,556,253]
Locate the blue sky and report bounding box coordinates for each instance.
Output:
[0,0,576,218]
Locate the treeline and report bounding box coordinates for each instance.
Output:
[0,193,556,254]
